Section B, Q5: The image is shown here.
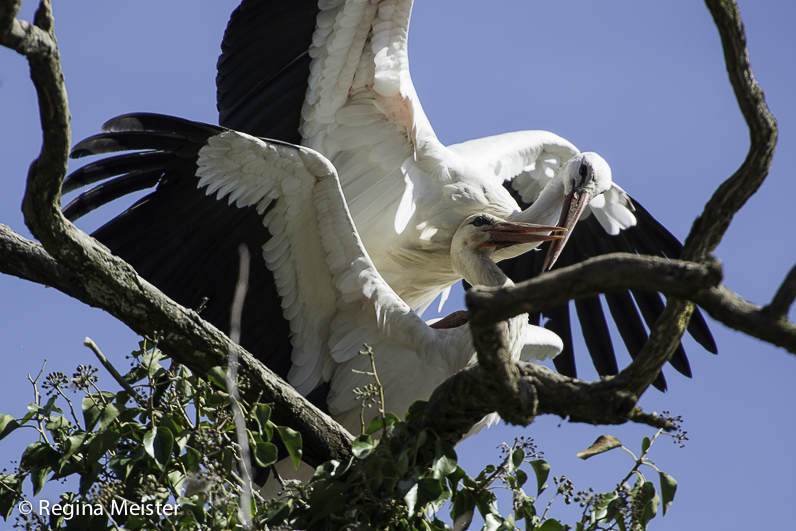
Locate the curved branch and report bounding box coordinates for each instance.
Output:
[764,264,796,321]
[466,254,722,325]
[694,284,796,355]
[0,224,354,466]
[683,0,778,262]
[0,2,354,467]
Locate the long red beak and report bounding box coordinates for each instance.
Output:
[541,189,592,270]
[486,221,566,248]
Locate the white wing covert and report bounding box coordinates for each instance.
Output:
[303,0,450,245]
[195,130,475,431]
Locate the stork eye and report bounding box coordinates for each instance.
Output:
[471,216,489,227]
[578,163,589,179]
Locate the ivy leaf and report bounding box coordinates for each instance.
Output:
[143,426,174,470]
[509,448,524,472]
[515,468,528,489]
[0,414,20,441]
[638,481,659,529]
[537,519,565,531]
[253,441,278,468]
[405,478,444,514]
[205,367,229,391]
[530,459,550,496]
[352,434,376,459]
[276,425,302,469]
[577,435,623,460]
[182,447,202,473]
[659,471,678,515]
[60,432,87,466]
[253,404,272,439]
[365,412,401,435]
[81,393,119,431]
[432,439,458,479]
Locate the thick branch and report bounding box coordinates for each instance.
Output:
[413,359,677,454]
[683,0,778,262]
[466,254,721,326]
[612,299,694,397]
[694,284,796,354]
[0,225,353,466]
[764,264,796,321]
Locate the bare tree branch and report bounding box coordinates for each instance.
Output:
[764,264,796,321]
[694,285,796,354]
[0,226,354,467]
[466,254,722,325]
[683,0,778,262]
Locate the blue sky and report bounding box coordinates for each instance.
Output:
[1,1,794,528]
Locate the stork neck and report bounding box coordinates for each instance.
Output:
[514,175,567,227]
[455,251,514,290]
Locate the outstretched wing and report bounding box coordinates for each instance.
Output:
[66,114,478,432]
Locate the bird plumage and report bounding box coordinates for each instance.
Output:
[62,0,717,393]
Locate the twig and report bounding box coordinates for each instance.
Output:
[83,337,145,406]
[764,264,796,320]
[228,244,253,530]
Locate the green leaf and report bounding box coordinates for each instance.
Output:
[638,481,659,529]
[0,414,20,441]
[658,471,677,515]
[81,393,120,431]
[405,478,444,514]
[537,519,564,531]
[206,367,229,391]
[577,435,623,459]
[476,489,499,520]
[515,468,528,488]
[352,434,376,458]
[45,415,69,433]
[264,500,291,525]
[141,347,167,376]
[253,441,279,468]
[253,404,272,438]
[641,436,651,454]
[178,495,206,524]
[530,459,550,496]
[143,426,174,470]
[432,439,458,479]
[451,486,476,523]
[182,447,202,472]
[30,466,51,496]
[365,412,401,435]
[0,474,24,519]
[509,448,524,472]
[276,425,302,469]
[61,432,87,466]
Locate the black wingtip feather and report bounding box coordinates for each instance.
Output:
[62,171,163,221]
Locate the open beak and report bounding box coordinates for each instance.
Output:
[486,221,566,248]
[541,188,592,271]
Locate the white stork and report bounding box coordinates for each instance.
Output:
[192,125,566,444]
[63,0,717,391]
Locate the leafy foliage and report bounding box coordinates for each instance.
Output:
[0,341,296,530]
[0,342,681,530]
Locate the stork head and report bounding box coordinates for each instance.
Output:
[543,152,612,270]
[451,213,565,287]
